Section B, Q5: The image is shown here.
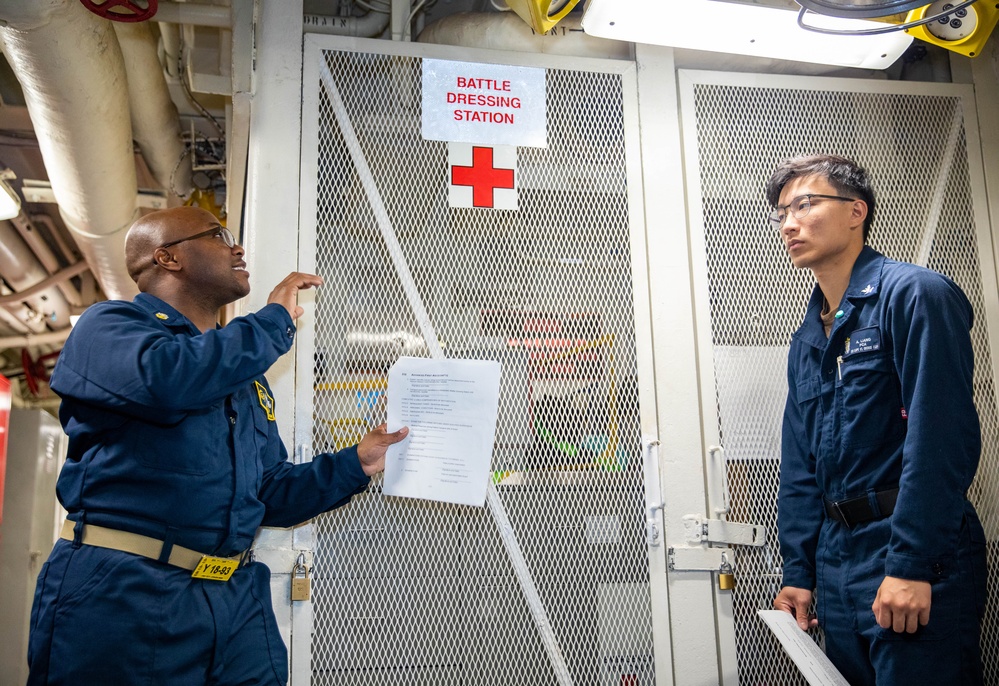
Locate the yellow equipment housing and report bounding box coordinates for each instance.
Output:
[904,0,999,57]
[503,0,583,34]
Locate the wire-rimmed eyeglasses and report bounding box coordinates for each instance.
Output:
[159,225,236,249]
[769,194,857,231]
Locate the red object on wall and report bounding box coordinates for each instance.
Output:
[0,374,10,525]
[79,0,158,22]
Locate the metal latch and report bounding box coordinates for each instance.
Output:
[668,514,766,573]
[668,546,730,572]
[681,514,766,547]
[647,502,665,547]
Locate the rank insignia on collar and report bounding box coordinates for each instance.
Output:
[155,312,169,320]
[861,284,874,295]
[254,381,276,421]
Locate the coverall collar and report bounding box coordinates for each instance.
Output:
[793,245,886,350]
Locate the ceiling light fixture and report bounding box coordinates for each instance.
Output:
[580,0,913,70]
[796,0,976,34]
[797,0,928,18]
[796,0,999,59]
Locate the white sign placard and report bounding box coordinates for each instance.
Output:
[422,58,547,148]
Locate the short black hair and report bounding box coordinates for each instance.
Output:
[765,154,876,242]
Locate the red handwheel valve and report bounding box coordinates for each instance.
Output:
[80,0,158,23]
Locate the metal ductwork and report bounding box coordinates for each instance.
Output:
[0,0,191,301]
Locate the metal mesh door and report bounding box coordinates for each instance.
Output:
[302,43,656,685]
[682,76,999,685]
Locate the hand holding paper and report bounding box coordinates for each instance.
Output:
[357,423,410,476]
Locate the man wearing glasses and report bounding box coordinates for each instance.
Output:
[768,154,986,684]
[27,206,408,684]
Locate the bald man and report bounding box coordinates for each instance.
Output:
[27,207,407,685]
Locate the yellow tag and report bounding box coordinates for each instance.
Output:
[254,380,276,421]
[155,312,169,320]
[191,555,239,581]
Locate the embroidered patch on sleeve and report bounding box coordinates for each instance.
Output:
[254,380,276,421]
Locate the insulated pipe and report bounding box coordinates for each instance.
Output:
[0,328,73,350]
[392,0,409,41]
[158,21,182,78]
[0,306,35,337]
[153,1,231,28]
[0,219,73,330]
[303,12,391,37]
[114,21,194,197]
[10,213,84,307]
[417,12,630,59]
[29,213,79,269]
[0,0,139,300]
[0,261,91,306]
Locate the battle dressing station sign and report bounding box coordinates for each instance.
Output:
[421,58,547,148]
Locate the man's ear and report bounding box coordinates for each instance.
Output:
[851,199,869,229]
[152,247,182,272]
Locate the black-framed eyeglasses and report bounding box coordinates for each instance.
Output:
[159,226,236,249]
[769,194,857,231]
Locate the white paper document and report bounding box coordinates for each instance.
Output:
[383,356,502,506]
[758,610,850,686]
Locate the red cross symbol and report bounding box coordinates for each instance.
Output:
[451,146,515,208]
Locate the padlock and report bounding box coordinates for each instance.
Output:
[291,553,311,602]
[718,553,736,591]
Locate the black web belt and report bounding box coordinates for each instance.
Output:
[823,487,899,527]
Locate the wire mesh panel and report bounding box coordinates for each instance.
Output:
[302,43,656,685]
[682,76,999,685]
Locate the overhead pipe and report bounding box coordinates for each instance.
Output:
[0,261,91,307]
[0,306,34,337]
[303,11,391,37]
[10,213,85,307]
[392,0,409,41]
[0,0,139,300]
[417,12,630,59]
[153,1,231,28]
[30,213,84,271]
[152,1,385,37]
[0,219,73,330]
[113,21,194,197]
[157,21,183,78]
[0,328,73,350]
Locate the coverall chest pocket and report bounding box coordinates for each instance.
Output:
[794,375,824,437]
[796,375,822,405]
[133,408,216,476]
[837,352,905,448]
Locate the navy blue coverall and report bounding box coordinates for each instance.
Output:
[28,293,371,685]
[778,247,988,685]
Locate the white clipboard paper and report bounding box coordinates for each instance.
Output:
[383,357,502,507]
[758,610,851,686]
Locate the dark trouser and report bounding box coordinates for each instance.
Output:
[27,539,288,685]
[816,509,987,686]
